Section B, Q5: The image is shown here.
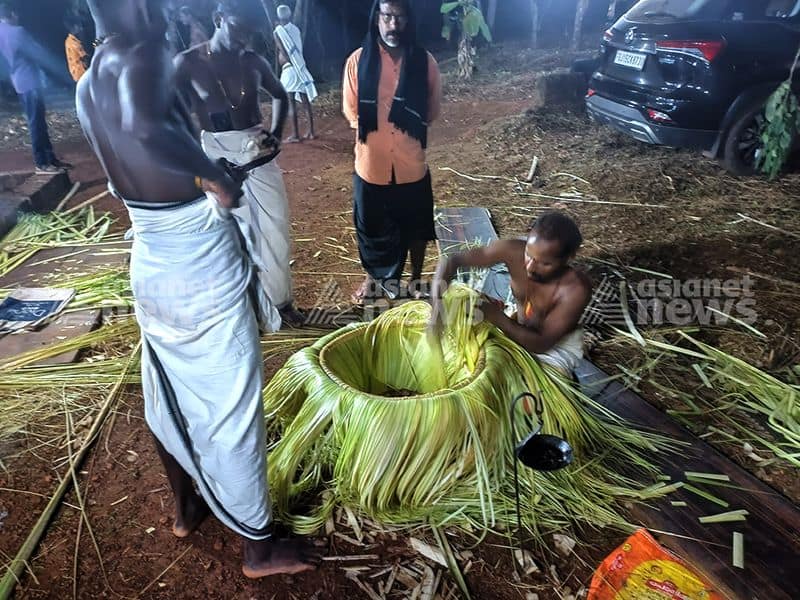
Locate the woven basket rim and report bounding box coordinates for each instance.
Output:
[317,321,490,401]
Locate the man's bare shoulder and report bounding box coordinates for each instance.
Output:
[98,42,166,79]
[493,238,525,257]
[563,267,593,299]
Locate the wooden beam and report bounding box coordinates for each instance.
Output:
[576,359,800,600]
[435,205,800,599]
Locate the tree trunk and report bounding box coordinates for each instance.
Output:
[529,0,539,49]
[572,0,590,51]
[294,0,311,44]
[457,28,474,79]
[258,0,277,67]
[607,0,618,22]
[485,0,498,31]
[259,0,276,27]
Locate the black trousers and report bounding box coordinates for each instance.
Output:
[352,170,436,288]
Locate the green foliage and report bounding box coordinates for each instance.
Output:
[440,0,492,43]
[758,45,800,180]
[758,80,800,180]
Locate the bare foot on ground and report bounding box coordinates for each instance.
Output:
[284,135,301,143]
[242,538,320,578]
[351,276,376,305]
[171,492,210,538]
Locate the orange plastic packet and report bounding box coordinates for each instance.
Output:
[588,529,725,600]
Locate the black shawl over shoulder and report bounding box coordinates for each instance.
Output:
[357,0,429,148]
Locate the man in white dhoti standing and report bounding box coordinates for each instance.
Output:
[274,4,316,142]
[174,0,305,326]
[77,0,316,578]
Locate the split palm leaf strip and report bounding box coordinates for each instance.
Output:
[0,208,121,278]
[598,330,800,467]
[680,332,800,454]
[0,266,134,313]
[47,266,133,310]
[263,284,671,543]
[0,318,141,463]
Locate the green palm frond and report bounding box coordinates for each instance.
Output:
[263,284,669,542]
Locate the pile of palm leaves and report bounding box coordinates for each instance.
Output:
[0,317,141,469]
[0,208,121,278]
[599,329,800,468]
[263,284,670,541]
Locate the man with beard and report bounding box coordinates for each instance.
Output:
[174,0,305,327]
[77,0,315,578]
[429,211,591,374]
[343,0,442,303]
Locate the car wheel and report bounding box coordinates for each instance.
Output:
[722,104,767,176]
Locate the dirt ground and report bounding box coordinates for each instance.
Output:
[1,42,799,599]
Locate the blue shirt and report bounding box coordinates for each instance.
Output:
[0,22,44,94]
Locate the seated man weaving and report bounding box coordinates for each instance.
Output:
[430,211,591,374]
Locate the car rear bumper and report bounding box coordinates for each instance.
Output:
[586,95,717,150]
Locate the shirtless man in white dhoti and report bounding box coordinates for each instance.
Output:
[174,0,305,326]
[77,0,316,578]
[274,4,316,142]
[430,211,592,374]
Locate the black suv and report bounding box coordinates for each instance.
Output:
[585,0,800,174]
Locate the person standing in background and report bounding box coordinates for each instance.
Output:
[175,0,305,327]
[274,4,316,142]
[342,0,442,303]
[0,2,69,173]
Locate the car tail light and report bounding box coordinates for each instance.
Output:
[655,40,725,62]
[603,29,614,42]
[646,108,672,123]
[586,88,596,98]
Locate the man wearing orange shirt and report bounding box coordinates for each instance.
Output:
[343,0,441,303]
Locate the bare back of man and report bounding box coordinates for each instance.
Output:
[78,0,316,579]
[76,14,238,206]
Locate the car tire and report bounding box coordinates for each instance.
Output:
[722,103,767,176]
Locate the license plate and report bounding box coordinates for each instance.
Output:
[614,50,647,70]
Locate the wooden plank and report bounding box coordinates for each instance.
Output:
[433,205,800,599]
[0,242,130,365]
[436,207,499,252]
[0,309,101,365]
[575,359,800,600]
[0,242,129,289]
[434,206,512,302]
